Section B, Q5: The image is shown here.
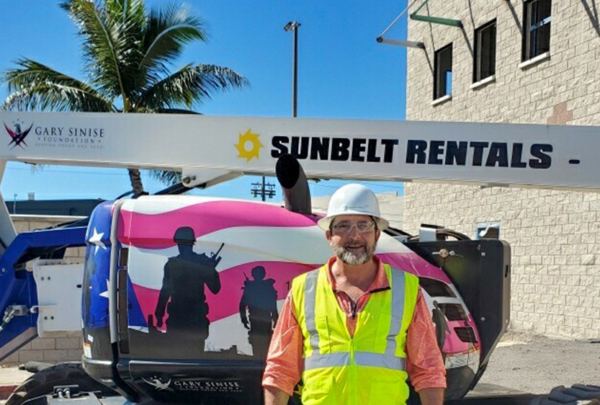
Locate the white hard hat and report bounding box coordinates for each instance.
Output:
[317,184,389,231]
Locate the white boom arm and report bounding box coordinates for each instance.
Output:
[0,110,597,254]
[0,111,598,192]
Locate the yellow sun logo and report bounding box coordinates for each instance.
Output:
[235,129,263,162]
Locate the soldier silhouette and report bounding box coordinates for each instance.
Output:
[239,266,279,360]
[432,301,450,353]
[155,227,221,353]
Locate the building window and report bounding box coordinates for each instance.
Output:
[476,222,500,240]
[523,0,551,61]
[434,44,452,100]
[474,20,496,83]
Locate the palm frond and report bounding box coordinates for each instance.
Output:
[137,64,248,110]
[1,59,113,111]
[105,0,148,94]
[106,0,146,27]
[149,169,182,186]
[63,0,130,102]
[2,83,114,112]
[140,3,207,82]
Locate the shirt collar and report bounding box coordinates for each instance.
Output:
[326,255,390,293]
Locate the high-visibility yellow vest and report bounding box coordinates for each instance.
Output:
[291,263,419,405]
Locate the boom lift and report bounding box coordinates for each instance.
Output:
[0,111,598,405]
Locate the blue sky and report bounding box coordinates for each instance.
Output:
[0,0,408,201]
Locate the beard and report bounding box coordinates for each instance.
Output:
[330,239,377,266]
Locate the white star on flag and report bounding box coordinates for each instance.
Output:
[89,228,106,254]
[100,279,111,299]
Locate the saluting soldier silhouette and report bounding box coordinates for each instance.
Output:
[239,266,279,360]
[155,226,221,353]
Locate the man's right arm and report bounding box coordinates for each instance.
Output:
[406,290,446,402]
[264,386,290,405]
[262,292,303,404]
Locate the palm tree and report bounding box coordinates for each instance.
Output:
[1,0,248,196]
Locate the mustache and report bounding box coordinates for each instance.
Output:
[329,240,377,266]
[343,237,367,247]
[344,243,366,248]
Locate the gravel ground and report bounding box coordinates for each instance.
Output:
[476,331,600,395]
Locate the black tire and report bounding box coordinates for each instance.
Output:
[6,362,115,405]
[530,384,600,405]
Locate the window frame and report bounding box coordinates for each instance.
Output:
[433,43,453,100]
[475,222,501,240]
[522,0,552,61]
[473,20,497,83]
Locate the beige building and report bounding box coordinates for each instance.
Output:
[405,0,600,338]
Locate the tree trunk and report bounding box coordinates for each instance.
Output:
[128,168,145,196]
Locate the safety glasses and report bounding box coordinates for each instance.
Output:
[331,220,376,235]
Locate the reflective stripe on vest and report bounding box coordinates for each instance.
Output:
[387,267,405,357]
[302,266,407,371]
[304,270,320,355]
[305,352,407,370]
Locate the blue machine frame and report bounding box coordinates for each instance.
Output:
[0,226,87,360]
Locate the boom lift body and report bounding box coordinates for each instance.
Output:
[0,112,597,405]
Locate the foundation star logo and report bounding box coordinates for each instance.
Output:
[235,129,263,162]
[143,376,174,392]
[4,120,33,149]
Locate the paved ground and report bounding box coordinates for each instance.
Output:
[477,331,600,394]
[0,331,598,403]
[0,366,31,403]
[0,367,32,387]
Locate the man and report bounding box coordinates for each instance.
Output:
[262,184,446,405]
[155,226,221,353]
[239,265,279,359]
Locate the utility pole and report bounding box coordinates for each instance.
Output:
[251,179,276,201]
[284,21,301,118]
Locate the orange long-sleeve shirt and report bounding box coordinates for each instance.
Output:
[262,256,446,396]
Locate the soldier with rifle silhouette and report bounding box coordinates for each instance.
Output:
[239,266,279,359]
[155,226,223,353]
[432,301,450,354]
